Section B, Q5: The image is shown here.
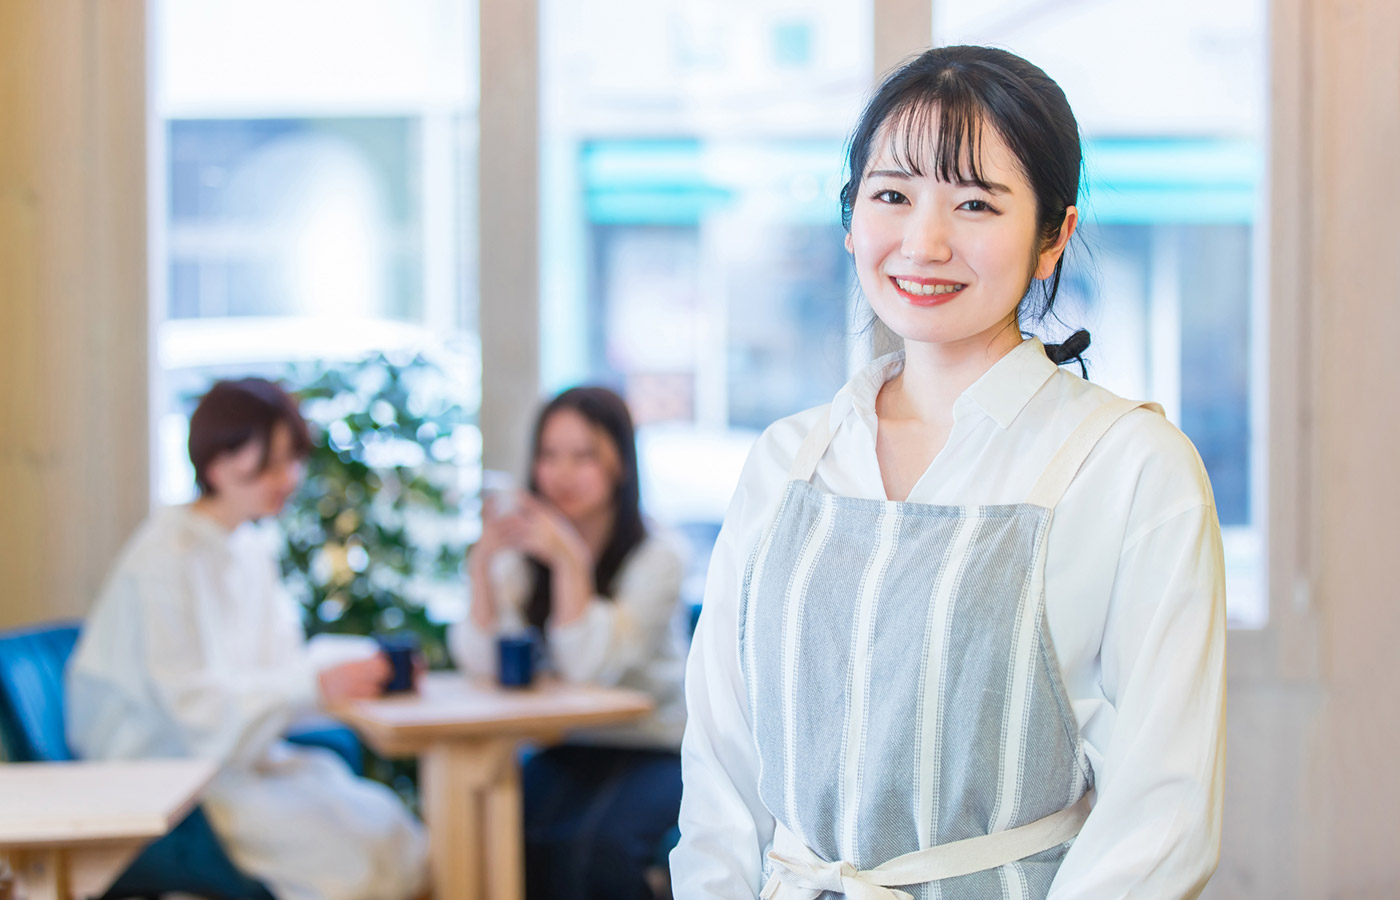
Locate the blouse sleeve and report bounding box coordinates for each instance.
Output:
[142,553,319,769]
[1047,442,1228,898]
[671,418,810,898]
[449,550,532,678]
[546,534,686,686]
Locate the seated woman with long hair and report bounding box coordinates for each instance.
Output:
[450,386,688,900]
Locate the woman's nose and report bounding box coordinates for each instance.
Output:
[902,208,953,264]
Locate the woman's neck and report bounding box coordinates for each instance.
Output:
[190,495,246,532]
[885,322,1023,426]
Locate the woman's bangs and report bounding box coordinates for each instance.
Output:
[880,93,992,189]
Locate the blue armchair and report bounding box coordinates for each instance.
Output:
[0,621,364,900]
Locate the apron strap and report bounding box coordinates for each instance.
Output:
[787,409,836,482]
[1024,398,1163,510]
[762,790,1095,900]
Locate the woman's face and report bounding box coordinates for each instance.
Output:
[206,422,305,522]
[533,409,622,525]
[846,119,1075,354]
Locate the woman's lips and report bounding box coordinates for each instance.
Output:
[891,276,967,305]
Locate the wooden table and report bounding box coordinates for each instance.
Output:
[337,672,654,900]
[0,759,215,900]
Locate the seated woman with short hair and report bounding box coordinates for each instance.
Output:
[67,377,428,900]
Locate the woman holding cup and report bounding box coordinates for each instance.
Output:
[450,386,688,900]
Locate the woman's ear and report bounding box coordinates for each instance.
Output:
[201,451,236,497]
[844,231,854,254]
[1034,205,1078,280]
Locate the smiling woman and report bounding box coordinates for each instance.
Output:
[846,124,1076,384]
[840,46,1084,375]
[672,45,1227,900]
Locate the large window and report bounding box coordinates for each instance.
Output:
[540,0,1267,623]
[540,0,872,603]
[152,1,1266,626]
[153,0,480,503]
[932,0,1268,626]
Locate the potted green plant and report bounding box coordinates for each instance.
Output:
[279,351,475,669]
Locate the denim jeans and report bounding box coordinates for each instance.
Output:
[522,744,683,900]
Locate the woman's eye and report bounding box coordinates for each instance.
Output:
[873,189,907,205]
[959,199,995,213]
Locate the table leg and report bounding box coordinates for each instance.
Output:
[9,848,70,900]
[422,739,525,900]
[423,742,483,900]
[482,744,524,900]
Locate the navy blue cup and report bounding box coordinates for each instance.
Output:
[497,634,537,688]
[375,634,419,694]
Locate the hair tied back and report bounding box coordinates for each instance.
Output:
[1044,328,1091,378]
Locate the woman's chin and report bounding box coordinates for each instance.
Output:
[553,501,586,521]
[554,498,608,524]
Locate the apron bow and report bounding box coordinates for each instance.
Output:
[760,848,914,900]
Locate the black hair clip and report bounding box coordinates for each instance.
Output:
[1044,329,1091,378]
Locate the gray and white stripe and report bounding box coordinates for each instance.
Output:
[743,483,1085,900]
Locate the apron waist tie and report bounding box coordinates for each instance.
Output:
[761,790,1094,900]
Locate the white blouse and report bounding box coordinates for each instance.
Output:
[671,338,1227,899]
[449,529,690,749]
[67,505,428,900]
[68,506,319,770]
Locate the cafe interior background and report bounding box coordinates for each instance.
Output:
[1,0,1397,896]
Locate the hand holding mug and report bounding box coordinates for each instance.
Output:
[497,492,592,572]
[318,655,391,705]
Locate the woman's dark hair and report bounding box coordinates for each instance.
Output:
[524,386,647,633]
[841,45,1091,372]
[188,378,312,496]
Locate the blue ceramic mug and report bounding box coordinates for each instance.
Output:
[375,634,419,694]
[497,633,537,688]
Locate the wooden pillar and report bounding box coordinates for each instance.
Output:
[1309,0,1400,892]
[863,0,934,362]
[477,0,540,478]
[1213,1,1400,897]
[874,0,932,75]
[0,0,149,629]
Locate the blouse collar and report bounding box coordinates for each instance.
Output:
[173,503,240,553]
[829,336,1059,432]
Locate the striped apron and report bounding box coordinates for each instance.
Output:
[739,397,1158,900]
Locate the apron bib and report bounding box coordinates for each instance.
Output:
[739,397,1158,900]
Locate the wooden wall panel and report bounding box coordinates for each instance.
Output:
[0,0,149,629]
[1312,0,1400,891]
[1213,0,1400,896]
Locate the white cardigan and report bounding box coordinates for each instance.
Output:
[450,528,690,749]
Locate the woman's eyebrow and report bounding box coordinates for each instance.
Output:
[957,178,1013,195]
[866,168,914,180]
[867,169,1014,196]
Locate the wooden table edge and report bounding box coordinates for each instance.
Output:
[0,759,216,849]
[330,676,656,758]
[346,703,654,757]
